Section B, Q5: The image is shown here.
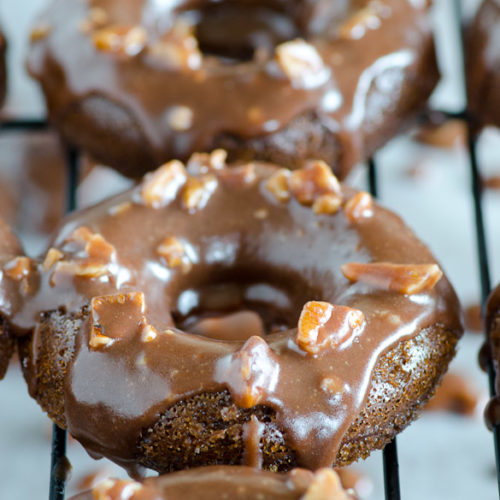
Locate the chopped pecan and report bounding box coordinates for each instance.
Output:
[42,248,64,271]
[182,175,218,213]
[89,292,146,349]
[320,375,347,395]
[30,24,51,42]
[187,149,227,175]
[343,192,374,221]
[289,161,341,206]
[141,324,158,343]
[141,160,187,209]
[54,260,110,279]
[167,105,193,131]
[303,468,352,500]
[92,479,142,500]
[92,25,147,56]
[276,39,328,89]
[341,262,443,294]
[4,257,33,282]
[156,236,191,272]
[216,336,279,408]
[312,193,342,215]
[297,301,364,355]
[265,169,291,202]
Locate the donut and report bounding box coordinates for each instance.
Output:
[69,466,354,500]
[466,0,500,130]
[0,219,26,379]
[27,0,438,178]
[9,154,462,473]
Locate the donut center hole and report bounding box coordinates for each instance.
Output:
[190,3,301,62]
[174,281,301,341]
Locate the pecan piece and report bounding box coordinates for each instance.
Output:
[265,169,291,203]
[89,292,146,349]
[4,257,33,282]
[341,262,443,294]
[276,39,329,89]
[216,336,279,408]
[42,248,64,271]
[182,175,218,213]
[297,301,364,355]
[92,25,147,56]
[141,160,187,209]
[313,193,342,215]
[156,236,191,272]
[289,161,341,206]
[187,149,227,175]
[92,479,142,500]
[303,468,353,500]
[343,192,374,221]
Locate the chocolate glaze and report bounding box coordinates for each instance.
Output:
[28,0,438,177]
[70,466,354,500]
[466,0,500,130]
[4,158,462,472]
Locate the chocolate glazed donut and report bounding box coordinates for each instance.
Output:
[466,0,500,130]
[27,0,438,178]
[7,154,462,475]
[70,467,354,500]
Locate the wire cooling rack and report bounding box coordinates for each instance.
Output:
[0,0,498,498]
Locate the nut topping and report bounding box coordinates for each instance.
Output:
[341,262,443,294]
[141,160,187,209]
[156,236,191,272]
[4,257,33,282]
[276,39,329,89]
[42,248,64,271]
[343,192,374,221]
[313,193,342,215]
[289,161,341,206]
[303,468,352,500]
[187,149,227,175]
[89,292,146,349]
[92,478,142,500]
[80,7,109,33]
[297,301,364,355]
[167,105,193,131]
[30,24,51,43]
[265,169,291,203]
[216,336,279,408]
[182,175,218,213]
[92,25,147,56]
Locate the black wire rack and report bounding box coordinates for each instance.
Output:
[0,0,498,498]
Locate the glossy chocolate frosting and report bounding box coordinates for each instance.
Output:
[28,0,437,177]
[70,466,354,500]
[467,0,500,129]
[5,155,462,473]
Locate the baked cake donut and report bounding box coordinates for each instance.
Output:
[466,0,500,130]
[8,154,462,474]
[27,0,438,178]
[0,219,26,378]
[70,467,354,500]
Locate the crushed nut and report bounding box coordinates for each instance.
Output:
[182,175,218,213]
[341,262,443,294]
[265,169,291,202]
[4,257,33,282]
[343,192,374,221]
[141,324,158,343]
[42,248,64,271]
[167,105,193,131]
[297,301,364,355]
[320,375,347,395]
[156,236,191,272]
[338,6,383,40]
[217,336,279,408]
[147,21,202,71]
[312,193,342,215]
[303,468,352,500]
[187,149,227,175]
[141,160,187,209]
[93,25,147,56]
[289,161,341,206]
[89,292,146,349]
[30,24,51,42]
[92,478,142,500]
[54,260,110,279]
[276,39,329,89]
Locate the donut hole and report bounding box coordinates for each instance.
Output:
[172,267,316,341]
[189,3,302,62]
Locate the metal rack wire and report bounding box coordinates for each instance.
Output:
[0,0,497,498]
